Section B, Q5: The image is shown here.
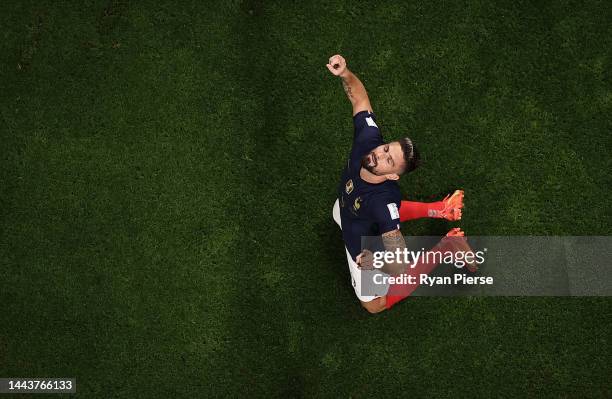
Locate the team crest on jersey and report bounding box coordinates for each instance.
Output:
[353,196,362,212]
[345,179,354,194]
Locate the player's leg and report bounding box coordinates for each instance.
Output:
[399,190,464,222]
[384,227,476,309]
[344,247,390,311]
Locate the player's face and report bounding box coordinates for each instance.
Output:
[361,142,405,176]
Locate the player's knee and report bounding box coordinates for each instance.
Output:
[361,297,387,314]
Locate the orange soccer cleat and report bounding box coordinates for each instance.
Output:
[437,189,464,221]
[442,227,478,272]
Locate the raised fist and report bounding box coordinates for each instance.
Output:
[326,54,347,77]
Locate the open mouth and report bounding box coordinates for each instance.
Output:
[369,153,377,167]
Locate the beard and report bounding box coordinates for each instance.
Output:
[361,152,378,174]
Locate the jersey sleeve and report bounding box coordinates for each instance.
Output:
[369,195,402,235]
[353,110,382,144]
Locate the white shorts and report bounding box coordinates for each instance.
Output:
[332,199,389,302]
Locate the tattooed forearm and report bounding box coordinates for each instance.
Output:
[338,70,369,109]
[341,77,353,100]
[381,229,408,275]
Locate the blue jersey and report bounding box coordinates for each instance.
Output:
[338,110,402,261]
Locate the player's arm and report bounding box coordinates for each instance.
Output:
[380,229,408,276]
[326,54,373,116]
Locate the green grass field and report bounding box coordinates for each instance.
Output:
[1,0,611,397]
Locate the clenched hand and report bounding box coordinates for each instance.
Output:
[326,54,347,77]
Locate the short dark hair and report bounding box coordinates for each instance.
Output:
[398,137,420,175]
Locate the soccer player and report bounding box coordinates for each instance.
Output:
[327,54,471,313]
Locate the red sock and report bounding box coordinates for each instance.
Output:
[385,238,460,309]
[399,200,445,222]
